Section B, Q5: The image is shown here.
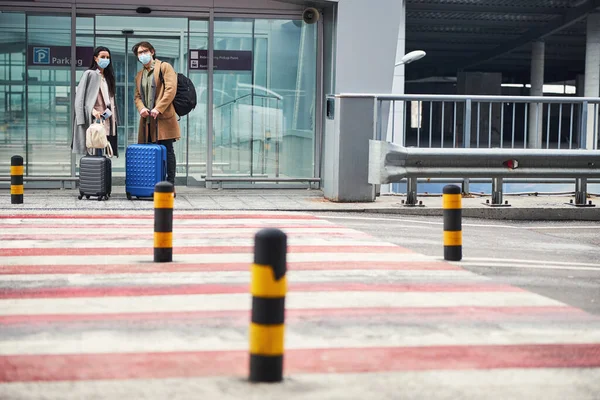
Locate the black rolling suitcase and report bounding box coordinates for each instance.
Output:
[78,150,112,201]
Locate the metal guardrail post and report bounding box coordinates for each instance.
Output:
[572,178,595,207]
[488,177,509,207]
[492,177,503,205]
[405,177,418,206]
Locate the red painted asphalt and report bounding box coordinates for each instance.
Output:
[2,344,600,383]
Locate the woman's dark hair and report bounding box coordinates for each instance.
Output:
[88,46,116,98]
[131,41,156,60]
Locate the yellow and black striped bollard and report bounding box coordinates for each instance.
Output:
[154,181,174,263]
[443,184,462,261]
[11,155,24,204]
[249,228,287,383]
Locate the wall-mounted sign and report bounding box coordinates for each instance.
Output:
[189,49,253,72]
[28,46,94,68]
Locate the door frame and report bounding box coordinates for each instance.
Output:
[71,8,322,188]
[205,11,323,188]
[94,32,185,153]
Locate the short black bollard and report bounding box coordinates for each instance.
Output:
[249,228,287,383]
[443,184,462,261]
[11,155,24,204]
[154,181,174,262]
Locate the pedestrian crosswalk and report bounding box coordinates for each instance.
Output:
[1,211,599,398]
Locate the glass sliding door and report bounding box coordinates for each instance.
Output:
[93,16,187,180]
[187,19,209,184]
[0,12,26,172]
[212,17,317,181]
[0,11,319,186]
[27,14,73,176]
[212,19,254,177]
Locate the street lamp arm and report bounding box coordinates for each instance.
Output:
[395,50,426,66]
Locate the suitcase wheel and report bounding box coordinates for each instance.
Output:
[126,192,132,200]
[86,195,90,199]
[78,194,83,200]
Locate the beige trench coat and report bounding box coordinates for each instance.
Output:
[134,59,181,143]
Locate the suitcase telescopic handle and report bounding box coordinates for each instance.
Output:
[145,117,160,144]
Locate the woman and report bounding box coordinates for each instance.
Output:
[72,46,119,157]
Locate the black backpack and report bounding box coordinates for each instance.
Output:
[159,66,197,117]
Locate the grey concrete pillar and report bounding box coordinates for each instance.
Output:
[456,71,502,147]
[321,0,402,202]
[584,13,600,149]
[528,41,544,149]
[576,74,585,96]
[323,95,377,202]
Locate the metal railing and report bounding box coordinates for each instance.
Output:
[366,93,600,198]
[214,93,284,177]
[0,176,78,189]
[376,94,600,150]
[368,140,600,207]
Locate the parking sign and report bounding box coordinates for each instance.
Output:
[33,47,50,64]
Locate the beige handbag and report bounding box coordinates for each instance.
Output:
[86,118,113,157]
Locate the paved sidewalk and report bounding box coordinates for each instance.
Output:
[1,186,599,220]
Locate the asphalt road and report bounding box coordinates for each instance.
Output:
[316,212,600,315]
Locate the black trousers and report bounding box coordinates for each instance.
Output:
[158,138,176,185]
[145,124,176,185]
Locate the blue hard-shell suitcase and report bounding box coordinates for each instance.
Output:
[125,144,167,199]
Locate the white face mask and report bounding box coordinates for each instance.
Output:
[97,58,110,69]
[138,53,152,65]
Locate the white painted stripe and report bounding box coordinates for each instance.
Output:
[0,291,565,317]
[325,216,445,226]
[462,258,600,268]
[0,252,436,266]
[323,216,600,231]
[2,319,596,356]
[0,269,483,286]
[0,238,395,249]
[0,218,335,226]
[0,227,364,236]
[0,210,315,217]
[2,370,596,399]
[526,226,600,230]
[456,262,600,272]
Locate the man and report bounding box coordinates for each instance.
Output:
[132,41,180,187]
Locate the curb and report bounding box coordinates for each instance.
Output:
[1,205,597,221]
[364,207,600,221]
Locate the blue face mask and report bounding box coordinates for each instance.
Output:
[138,53,152,65]
[97,58,110,69]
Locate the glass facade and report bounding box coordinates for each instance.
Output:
[212,18,317,180]
[0,13,26,173]
[0,10,319,186]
